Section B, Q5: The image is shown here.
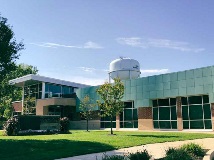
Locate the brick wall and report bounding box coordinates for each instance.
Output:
[12,101,22,112]
[138,107,153,130]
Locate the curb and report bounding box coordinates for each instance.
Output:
[203,149,214,160]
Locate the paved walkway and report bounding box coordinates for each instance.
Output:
[57,137,214,160]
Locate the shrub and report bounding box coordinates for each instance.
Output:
[3,117,19,136]
[181,143,205,157]
[59,117,70,133]
[164,148,193,160]
[128,150,152,160]
[101,154,127,160]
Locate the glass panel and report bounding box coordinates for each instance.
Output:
[124,102,132,108]
[49,84,61,94]
[120,122,124,128]
[182,106,189,120]
[62,86,70,94]
[101,122,104,128]
[153,121,159,129]
[134,121,138,128]
[153,100,158,107]
[159,121,171,129]
[204,120,212,129]
[69,87,74,93]
[171,121,177,129]
[45,83,49,92]
[183,121,189,129]
[203,95,209,104]
[181,97,188,105]
[39,83,42,92]
[124,122,133,128]
[159,107,170,120]
[171,106,177,120]
[133,109,138,120]
[170,98,176,106]
[104,122,111,128]
[153,107,158,120]
[188,96,202,104]
[158,99,169,106]
[189,105,203,120]
[124,109,132,121]
[203,104,211,119]
[120,112,123,121]
[112,116,116,121]
[190,120,204,129]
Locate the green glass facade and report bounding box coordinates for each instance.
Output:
[76,65,214,130]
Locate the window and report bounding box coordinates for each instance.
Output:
[152,98,177,129]
[181,95,212,129]
[120,101,138,128]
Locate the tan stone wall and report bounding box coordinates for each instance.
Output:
[211,104,214,131]
[176,97,183,131]
[116,115,120,130]
[138,107,153,130]
[69,120,100,130]
[36,98,76,115]
[12,101,22,112]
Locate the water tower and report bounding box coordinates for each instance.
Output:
[109,57,141,82]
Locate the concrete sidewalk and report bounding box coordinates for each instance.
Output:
[57,138,214,160]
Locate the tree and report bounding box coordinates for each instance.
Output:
[96,78,124,135]
[0,64,38,119]
[0,14,24,83]
[80,95,96,131]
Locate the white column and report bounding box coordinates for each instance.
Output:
[42,82,45,99]
[22,86,24,115]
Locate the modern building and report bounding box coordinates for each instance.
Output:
[9,59,214,131]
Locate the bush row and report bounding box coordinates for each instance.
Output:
[3,117,70,136]
[101,143,206,160]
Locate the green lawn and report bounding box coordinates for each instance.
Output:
[0,130,214,160]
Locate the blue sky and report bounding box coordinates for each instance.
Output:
[1,0,214,86]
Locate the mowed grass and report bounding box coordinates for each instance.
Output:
[0,130,214,160]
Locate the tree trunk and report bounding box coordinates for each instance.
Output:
[110,116,113,135]
[86,119,89,131]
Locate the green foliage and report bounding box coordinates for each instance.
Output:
[180,143,205,157]
[80,95,96,131]
[101,154,127,160]
[3,117,19,136]
[0,15,24,82]
[101,150,152,160]
[59,117,70,133]
[23,96,36,115]
[96,78,124,134]
[128,150,152,160]
[164,148,193,160]
[0,64,38,119]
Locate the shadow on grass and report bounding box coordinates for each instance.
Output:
[0,139,115,160]
[127,134,179,138]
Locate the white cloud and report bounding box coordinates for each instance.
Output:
[116,37,205,52]
[79,67,108,73]
[30,41,103,49]
[83,41,103,49]
[141,69,169,76]
[79,67,96,73]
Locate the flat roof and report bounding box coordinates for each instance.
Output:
[9,74,90,88]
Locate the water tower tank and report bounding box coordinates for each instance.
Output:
[109,57,141,80]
